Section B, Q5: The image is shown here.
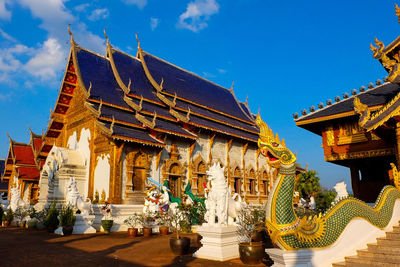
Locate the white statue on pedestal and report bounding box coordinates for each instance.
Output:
[0,192,9,209]
[333,181,349,204]
[203,163,244,226]
[9,178,27,211]
[66,177,92,216]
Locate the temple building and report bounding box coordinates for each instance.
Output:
[0,159,6,197]
[294,9,400,202]
[1,130,43,204]
[17,29,289,206]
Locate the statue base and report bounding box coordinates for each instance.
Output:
[193,224,239,261]
[73,214,96,234]
[266,249,314,267]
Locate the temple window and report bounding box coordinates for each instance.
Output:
[249,169,255,195]
[197,161,206,195]
[132,152,147,192]
[169,163,181,198]
[233,167,241,194]
[262,170,269,195]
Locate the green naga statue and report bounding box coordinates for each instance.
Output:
[256,114,400,250]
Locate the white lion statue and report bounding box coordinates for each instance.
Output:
[333,181,349,203]
[204,163,245,226]
[66,177,92,216]
[0,192,10,209]
[9,183,27,211]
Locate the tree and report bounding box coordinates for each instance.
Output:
[295,170,337,214]
[295,170,321,200]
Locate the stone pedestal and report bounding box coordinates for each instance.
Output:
[266,249,314,267]
[193,224,239,261]
[73,214,96,234]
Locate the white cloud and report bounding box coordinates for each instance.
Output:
[74,3,90,12]
[17,0,74,39]
[0,44,31,72]
[24,38,64,80]
[217,68,227,74]
[88,8,109,21]
[0,0,11,20]
[122,0,147,9]
[177,0,219,32]
[0,28,16,42]
[150,17,159,31]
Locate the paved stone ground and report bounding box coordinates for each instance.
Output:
[0,227,273,266]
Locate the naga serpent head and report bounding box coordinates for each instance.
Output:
[256,114,296,167]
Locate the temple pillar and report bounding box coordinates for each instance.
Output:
[395,121,400,167]
[350,165,360,198]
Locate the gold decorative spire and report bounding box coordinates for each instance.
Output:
[110,116,115,133]
[104,27,109,44]
[396,4,400,23]
[353,97,370,127]
[135,32,141,56]
[127,78,132,93]
[87,81,92,96]
[67,24,74,41]
[159,77,164,91]
[391,163,400,189]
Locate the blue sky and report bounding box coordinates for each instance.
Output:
[0,0,398,190]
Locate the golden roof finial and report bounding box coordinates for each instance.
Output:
[127,78,132,93]
[160,77,164,91]
[152,112,157,125]
[229,80,234,92]
[67,24,73,40]
[139,95,143,110]
[98,100,103,114]
[186,107,191,121]
[110,116,115,134]
[104,27,109,44]
[88,81,92,96]
[135,32,141,49]
[396,4,400,23]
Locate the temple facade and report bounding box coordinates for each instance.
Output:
[1,130,43,204]
[4,31,291,206]
[294,8,400,202]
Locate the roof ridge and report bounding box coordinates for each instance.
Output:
[74,41,108,60]
[111,47,141,62]
[294,80,389,122]
[142,51,231,92]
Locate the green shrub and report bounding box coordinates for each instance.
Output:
[44,201,59,229]
[59,204,76,227]
[2,209,13,222]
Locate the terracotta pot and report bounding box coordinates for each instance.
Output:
[169,237,190,255]
[127,228,138,238]
[239,242,265,265]
[142,227,152,237]
[159,226,169,236]
[101,220,113,234]
[62,225,74,236]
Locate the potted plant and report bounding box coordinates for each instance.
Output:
[2,209,13,227]
[35,210,47,230]
[26,207,38,230]
[158,213,170,236]
[168,209,190,255]
[101,202,113,234]
[44,201,59,233]
[0,206,3,223]
[123,213,142,238]
[142,212,155,237]
[236,205,266,265]
[59,204,76,236]
[14,207,28,228]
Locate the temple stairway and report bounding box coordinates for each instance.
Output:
[332,224,400,266]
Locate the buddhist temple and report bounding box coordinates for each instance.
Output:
[8,28,295,207]
[294,6,400,202]
[0,159,6,197]
[1,129,43,204]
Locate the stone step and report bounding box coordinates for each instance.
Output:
[332,261,346,267]
[357,249,400,262]
[392,225,400,233]
[376,237,400,246]
[345,255,399,266]
[367,243,400,254]
[386,232,400,239]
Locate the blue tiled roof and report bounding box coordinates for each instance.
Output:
[100,121,164,146]
[142,52,255,123]
[111,49,160,102]
[0,159,4,176]
[75,44,259,144]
